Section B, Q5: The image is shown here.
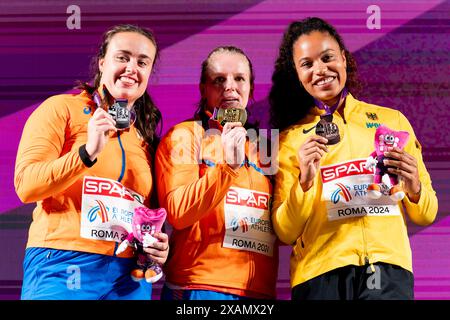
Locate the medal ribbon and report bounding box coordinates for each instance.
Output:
[313,87,348,115]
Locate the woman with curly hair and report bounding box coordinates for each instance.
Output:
[270,17,437,300]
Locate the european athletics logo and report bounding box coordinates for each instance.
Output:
[331,183,353,204]
[231,217,249,233]
[87,200,109,223]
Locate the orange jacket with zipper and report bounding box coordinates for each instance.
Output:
[14,92,152,257]
[155,119,278,298]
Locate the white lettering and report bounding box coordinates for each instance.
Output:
[98,182,111,193]
[167,123,278,174]
[220,304,275,315]
[85,179,135,199]
[176,305,210,317]
[367,5,381,30]
[227,189,239,203]
[66,265,81,290]
[84,180,97,193]
[226,189,269,209]
[367,265,381,289]
[66,5,81,30]
[321,159,373,182]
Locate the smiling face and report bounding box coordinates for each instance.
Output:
[293,31,347,107]
[98,32,156,107]
[200,51,252,113]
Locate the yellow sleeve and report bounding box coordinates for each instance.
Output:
[14,96,88,203]
[398,111,438,226]
[271,134,316,245]
[155,124,238,230]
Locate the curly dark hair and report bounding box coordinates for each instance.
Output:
[269,17,361,131]
[77,24,162,154]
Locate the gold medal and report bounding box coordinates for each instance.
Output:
[213,107,247,126]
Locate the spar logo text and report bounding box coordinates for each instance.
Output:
[84,177,138,201]
[226,188,270,210]
[321,159,374,183]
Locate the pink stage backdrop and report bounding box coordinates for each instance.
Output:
[0,0,449,299]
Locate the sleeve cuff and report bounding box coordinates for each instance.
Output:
[79,144,97,168]
[403,187,424,208]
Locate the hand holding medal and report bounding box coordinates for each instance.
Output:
[297,135,329,191]
[93,87,137,131]
[296,89,347,191]
[204,106,248,171]
[212,107,247,127]
[86,87,137,162]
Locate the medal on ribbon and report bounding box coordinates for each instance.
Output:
[313,88,348,145]
[92,86,136,130]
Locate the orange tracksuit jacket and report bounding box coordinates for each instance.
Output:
[14,92,152,257]
[155,120,278,298]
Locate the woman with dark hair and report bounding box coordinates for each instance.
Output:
[14,24,169,300]
[155,46,278,300]
[270,17,437,300]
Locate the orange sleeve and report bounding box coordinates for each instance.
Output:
[14,95,88,203]
[155,123,238,230]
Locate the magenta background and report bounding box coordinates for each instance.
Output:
[0,0,449,299]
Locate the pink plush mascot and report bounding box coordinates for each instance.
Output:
[365,125,409,201]
[116,207,167,283]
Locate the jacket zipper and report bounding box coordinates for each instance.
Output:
[337,108,371,268]
[245,155,256,289]
[360,218,370,267]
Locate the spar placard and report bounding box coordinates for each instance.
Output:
[80,176,145,242]
[223,187,276,257]
[320,159,401,221]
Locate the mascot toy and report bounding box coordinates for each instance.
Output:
[116,207,167,283]
[365,125,409,201]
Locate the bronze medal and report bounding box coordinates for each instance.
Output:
[312,88,348,145]
[315,114,340,145]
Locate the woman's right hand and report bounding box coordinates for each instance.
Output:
[222,122,247,170]
[297,135,328,191]
[143,232,169,265]
[85,107,117,161]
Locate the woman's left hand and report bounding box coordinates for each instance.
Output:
[143,232,169,265]
[383,147,421,201]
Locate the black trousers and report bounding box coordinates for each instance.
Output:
[292,262,414,300]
